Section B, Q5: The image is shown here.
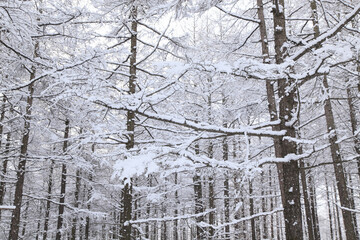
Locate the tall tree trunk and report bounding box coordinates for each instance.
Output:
[223,137,230,240]
[55,118,70,240]
[21,200,30,238]
[334,181,344,240]
[71,169,81,240]
[249,180,256,240]
[85,170,93,240]
[120,4,137,240]
[308,172,321,240]
[173,173,179,240]
[272,1,303,239]
[8,68,36,240]
[323,75,356,240]
[208,142,215,239]
[193,143,205,239]
[310,0,356,237]
[256,0,285,205]
[347,87,360,181]
[0,132,11,218]
[35,203,42,240]
[325,177,334,240]
[43,160,55,240]
[299,159,315,240]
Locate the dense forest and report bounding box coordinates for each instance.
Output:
[0,0,359,239]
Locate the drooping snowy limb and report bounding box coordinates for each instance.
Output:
[94,100,285,138]
[137,21,186,49]
[128,208,216,224]
[0,205,15,210]
[288,3,360,62]
[215,5,260,24]
[198,208,283,230]
[0,39,47,67]
[2,56,97,92]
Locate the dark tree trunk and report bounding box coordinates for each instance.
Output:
[0,132,11,218]
[55,119,70,240]
[323,76,357,240]
[71,169,81,240]
[272,1,303,239]
[43,160,55,240]
[173,173,179,240]
[120,4,138,240]
[300,159,315,240]
[8,69,36,240]
[249,180,256,240]
[223,137,230,240]
[208,142,215,239]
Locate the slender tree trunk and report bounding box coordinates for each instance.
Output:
[308,172,321,240]
[249,180,256,240]
[261,170,268,239]
[325,177,334,240]
[0,132,11,218]
[8,68,36,240]
[208,142,215,239]
[55,118,70,240]
[323,75,357,240]
[35,203,42,240]
[174,173,179,240]
[223,137,230,240]
[21,200,30,238]
[71,169,81,240]
[256,0,285,205]
[272,1,303,239]
[193,143,205,239]
[347,87,360,180]
[300,159,315,240]
[333,181,344,240]
[43,160,55,240]
[310,0,356,237]
[120,5,137,240]
[85,170,93,240]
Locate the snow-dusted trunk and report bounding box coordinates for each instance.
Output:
[8,68,36,240]
[300,159,315,240]
[120,4,138,240]
[249,180,256,240]
[308,174,320,240]
[325,177,334,240]
[323,75,356,240]
[272,1,303,239]
[347,86,360,180]
[85,170,93,240]
[256,0,285,204]
[55,118,70,240]
[0,132,11,217]
[173,173,179,240]
[193,143,205,239]
[43,160,55,240]
[208,143,215,238]
[222,136,230,240]
[71,169,81,240]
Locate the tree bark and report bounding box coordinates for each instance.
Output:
[193,143,205,239]
[55,118,70,240]
[120,4,138,240]
[8,69,36,240]
[300,159,315,240]
[0,132,11,219]
[223,137,230,240]
[323,75,357,240]
[43,160,55,240]
[272,1,304,239]
[71,169,81,240]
